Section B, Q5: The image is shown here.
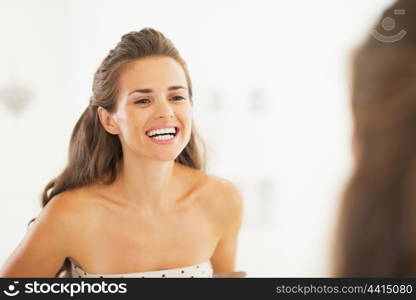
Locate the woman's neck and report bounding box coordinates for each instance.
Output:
[115,155,179,211]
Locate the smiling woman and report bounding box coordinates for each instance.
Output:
[0,28,244,278]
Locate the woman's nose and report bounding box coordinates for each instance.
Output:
[154,97,174,119]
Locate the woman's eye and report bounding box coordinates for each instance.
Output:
[134,96,184,104]
[172,96,185,101]
[135,99,150,104]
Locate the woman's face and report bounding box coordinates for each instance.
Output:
[109,56,192,161]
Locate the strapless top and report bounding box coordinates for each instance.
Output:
[69,259,213,278]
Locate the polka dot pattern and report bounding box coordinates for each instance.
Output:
[69,260,213,278]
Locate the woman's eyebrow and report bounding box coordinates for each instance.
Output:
[128,85,186,96]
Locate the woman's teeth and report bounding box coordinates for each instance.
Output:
[151,134,175,140]
[147,128,176,137]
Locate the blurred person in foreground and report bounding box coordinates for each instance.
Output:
[333,0,416,277]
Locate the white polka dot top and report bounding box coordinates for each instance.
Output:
[69,259,213,278]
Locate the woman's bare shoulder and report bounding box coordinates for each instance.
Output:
[46,187,104,240]
[47,187,93,211]
[198,172,244,221]
[202,172,242,197]
[43,187,102,229]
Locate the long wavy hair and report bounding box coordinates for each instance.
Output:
[333,0,416,276]
[27,27,207,277]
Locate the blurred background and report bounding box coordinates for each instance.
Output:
[0,0,395,276]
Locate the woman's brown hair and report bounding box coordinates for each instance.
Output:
[333,0,416,276]
[27,27,207,277]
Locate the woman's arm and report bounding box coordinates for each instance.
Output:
[0,194,79,277]
[210,180,244,274]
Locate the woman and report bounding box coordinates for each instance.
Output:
[0,28,244,278]
[333,0,416,276]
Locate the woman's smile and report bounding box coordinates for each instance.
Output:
[145,124,181,145]
[146,128,180,145]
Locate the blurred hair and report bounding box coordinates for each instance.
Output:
[333,0,416,276]
[27,27,207,277]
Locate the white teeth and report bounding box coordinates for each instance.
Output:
[151,134,174,140]
[147,127,176,137]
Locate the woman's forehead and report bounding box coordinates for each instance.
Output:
[119,56,188,92]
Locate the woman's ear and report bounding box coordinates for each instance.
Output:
[97,106,120,135]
